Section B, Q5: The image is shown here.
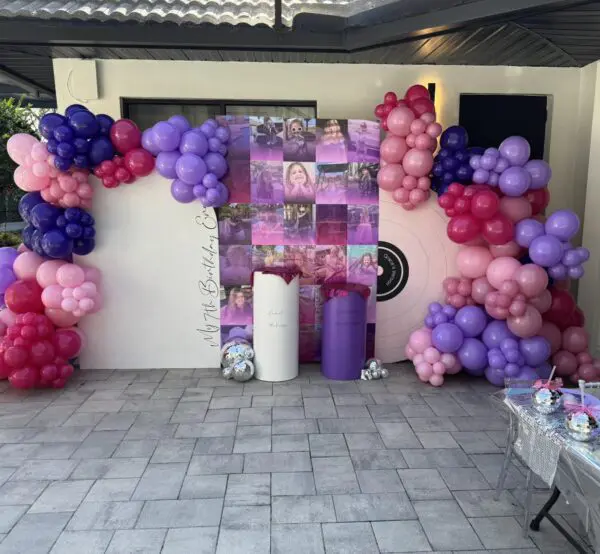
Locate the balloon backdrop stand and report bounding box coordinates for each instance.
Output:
[0,82,596,388]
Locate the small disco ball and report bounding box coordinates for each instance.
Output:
[365,358,382,372]
[221,339,254,368]
[232,359,255,382]
[221,365,234,380]
[380,367,389,378]
[532,388,562,415]
[566,410,600,442]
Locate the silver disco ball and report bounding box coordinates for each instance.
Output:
[532,388,562,415]
[221,339,254,368]
[232,360,255,382]
[566,410,600,442]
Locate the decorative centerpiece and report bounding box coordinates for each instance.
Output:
[565,380,600,442]
[532,367,563,415]
[361,358,390,380]
[221,338,255,382]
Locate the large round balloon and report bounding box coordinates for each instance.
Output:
[5,280,44,314]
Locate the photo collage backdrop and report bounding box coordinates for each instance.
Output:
[217,116,380,361]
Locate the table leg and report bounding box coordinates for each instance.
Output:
[523,468,534,538]
[494,425,514,500]
[530,487,561,531]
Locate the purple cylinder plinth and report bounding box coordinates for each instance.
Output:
[321,292,367,380]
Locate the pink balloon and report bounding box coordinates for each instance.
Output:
[408,189,426,205]
[529,289,552,314]
[499,196,532,222]
[45,308,81,328]
[507,305,542,338]
[514,264,548,298]
[456,247,493,279]
[0,308,17,327]
[61,297,78,312]
[62,193,80,207]
[578,352,593,365]
[415,134,433,150]
[31,143,48,162]
[41,285,64,309]
[432,362,445,375]
[426,122,443,138]
[83,267,102,284]
[405,345,416,359]
[77,183,93,199]
[489,241,521,258]
[392,187,410,203]
[36,261,65,288]
[402,175,417,190]
[417,177,430,191]
[416,362,433,381]
[429,374,444,386]
[409,327,432,353]
[377,163,405,191]
[17,243,29,254]
[486,257,521,289]
[410,119,427,135]
[79,298,95,312]
[539,322,562,354]
[423,347,441,364]
[553,350,578,376]
[562,326,589,354]
[387,106,415,137]
[402,149,433,178]
[420,113,435,124]
[32,162,50,178]
[56,264,85,288]
[471,277,494,304]
[13,251,43,280]
[578,363,597,381]
[413,354,425,365]
[440,353,456,369]
[6,134,38,165]
[380,135,408,164]
[406,134,416,148]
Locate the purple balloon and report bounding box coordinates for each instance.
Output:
[167,115,191,135]
[494,157,510,174]
[500,338,519,353]
[153,122,181,152]
[424,315,435,328]
[429,302,443,314]
[515,219,545,248]
[488,348,507,369]
[203,173,219,189]
[505,349,520,364]
[155,151,180,179]
[576,247,590,262]
[200,122,216,138]
[179,131,208,157]
[193,184,207,198]
[537,361,553,379]
[458,338,488,375]
[204,152,228,179]
[141,129,161,156]
[487,172,499,186]
[524,159,552,190]
[208,137,222,153]
[568,266,585,279]
[472,168,490,184]
[214,183,229,206]
[548,264,568,280]
[545,210,580,241]
[499,136,531,167]
[0,247,18,268]
[479,154,497,171]
[485,366,506,387]
[505,363,521,377]
[432,323,464,353]
[0,267,15,293]
[482,320,514,349]
[433,313,448,326]
[454,306,487,338]
[469,155,481,170]
[520,336,551,366]
[562,249,580,267]
[517,366,538,381]
[498,166,531,196]
[87,136,114,167]
[215,126,231,142]
[442,305,457,318]
[175,153,207,185]
[529,235,564,267]
[171,180,195,203]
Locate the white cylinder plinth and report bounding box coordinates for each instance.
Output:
[253,272,299,382]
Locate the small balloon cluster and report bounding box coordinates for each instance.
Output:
[38,105,115,171]
[6,134,94,209]
[470,137,552,195]
[431,126,483,194]
[220,338,255,382]
[375,85,442,210]
[515,211,590,280]
[20,193,95,260]
[93,119,155,188]
[144,116,231,207]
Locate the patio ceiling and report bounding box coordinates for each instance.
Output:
[0,0,599,98]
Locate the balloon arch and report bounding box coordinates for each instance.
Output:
[0,85,594,389]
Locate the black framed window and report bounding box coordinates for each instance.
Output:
[122,99,317,130]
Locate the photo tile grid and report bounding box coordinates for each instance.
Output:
[217,118,379,358]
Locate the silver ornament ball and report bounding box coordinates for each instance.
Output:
[380,367,389,379]
[221,340,254,368]
[365,358,382,372]
[232,360,255,383]
[566,410,600,442]
[532,388,562,415]
[370,368,382,380]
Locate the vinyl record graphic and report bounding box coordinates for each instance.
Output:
[375,192,461,363]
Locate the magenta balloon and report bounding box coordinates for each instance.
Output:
[498,166,531,197]
[524,159,552,190]
[387,106,415,137]
[402,149,433,178]
[377,163,405,191]
[499,136,531,167]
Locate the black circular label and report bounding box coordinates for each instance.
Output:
[377,241,409,302]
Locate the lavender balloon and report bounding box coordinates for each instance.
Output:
[529,235,563,267]
[141,129,161,156]
[458,338,488,375]
[519,336,551,366]
[156,151,180,179]
[0,247,18,268]
[175,153,207,185]
[454,306,487,338]
[482,320,515,349]
[171,180,195,203]
[499,136,531,167]
[545,210,580,241]
[167,115,191,135]
[515,219,545,248]
[153,121,181,152]
[432,323,464,353]
[180,131,208,156]
[498,166,531,196]
[524,159,552,190]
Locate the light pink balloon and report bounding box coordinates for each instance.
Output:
[429,374,444,386]
[45,308,81,328]
[6,133,37,165]
[61,297,78,312]
[17,243,29,253]
[416,362,433,381]
[380,135,408,164]
[79,298,95,312]
[83,267,102,284]
[424,347,441,364]
[413,354,425,365]
[387,106,415,137]
[472,276,494,304]
[420,112,435,124]
[539,322,562,354]
[456,246,493,279]
[514,264,548,298]
[410,119,427,135]
[507,305,542,338]
[432,362,445,375]
[78,183,93,199]
[529,289,552,313]
[426,122,442,138]
[562,326,589,354]
[58,175,78,192]
[80,281,98,296]
[499,196,532,222]
[32,162,50,178]
[62,288,73,298]
[13,251,43,280]
[409,327,432,353]
[35,260,66,288]
[402,149,433,178]
[489,241,521,258]
[486,257,521,289]
[56,264,85,288]
[415,134,433,150]
[41,285,64,309]
[405,345,416,359]
[0,308,17,327]
[377,163,405,191]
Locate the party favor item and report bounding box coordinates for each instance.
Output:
[565,380,600,442]
[361,357,389,380]
[532,367,563,415]
[253,268,300,382]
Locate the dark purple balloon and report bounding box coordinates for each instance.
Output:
[18,192,44,223]
[88,136,115,167]
[440,126,468,151]
[485,366,506,387]
[39,113,66,140]
[69,110,100,139]
[96,114,115,136]
[54,156,72,171]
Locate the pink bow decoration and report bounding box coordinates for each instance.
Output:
[564,400,600,418]
[534,378,563,391]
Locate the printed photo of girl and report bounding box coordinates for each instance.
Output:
[316,205,347,246]
[347,163,379,205]
[219,245,252,286]
[250,116,283,161]
[314,246,347,284]
[251,205,284,245]
[218,205,252,245]
[251,161,284,204]
[347,245,378,286]
[284,162,316,204]
[347,119,380,163]
[284,204,315,245]
[252,245,285,269]
[315,164,348,205]
[316,119,348,163]
[283,118,316,161]
[347,205,378,245]
[220,286,253,325]
[284,246,315,285]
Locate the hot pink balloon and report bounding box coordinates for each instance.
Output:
[507,305,542,338]
[402,149,433,178]
[13,251,43,281]
[56,264,85,288]
[36,260,65,288]
[514,264,548,298]
[377,163,405,191]
[380,135,408,164]
[486,257,521,289]
[45,308,81,328]
[562,326,589,354]
[539,322,562,354]
[41,285,64,309]
[456,247,493,279]
[387,106,415,137]
[499,196,532,223]
[489,241,521,258]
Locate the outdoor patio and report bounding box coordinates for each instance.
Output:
[0,364,586,553]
